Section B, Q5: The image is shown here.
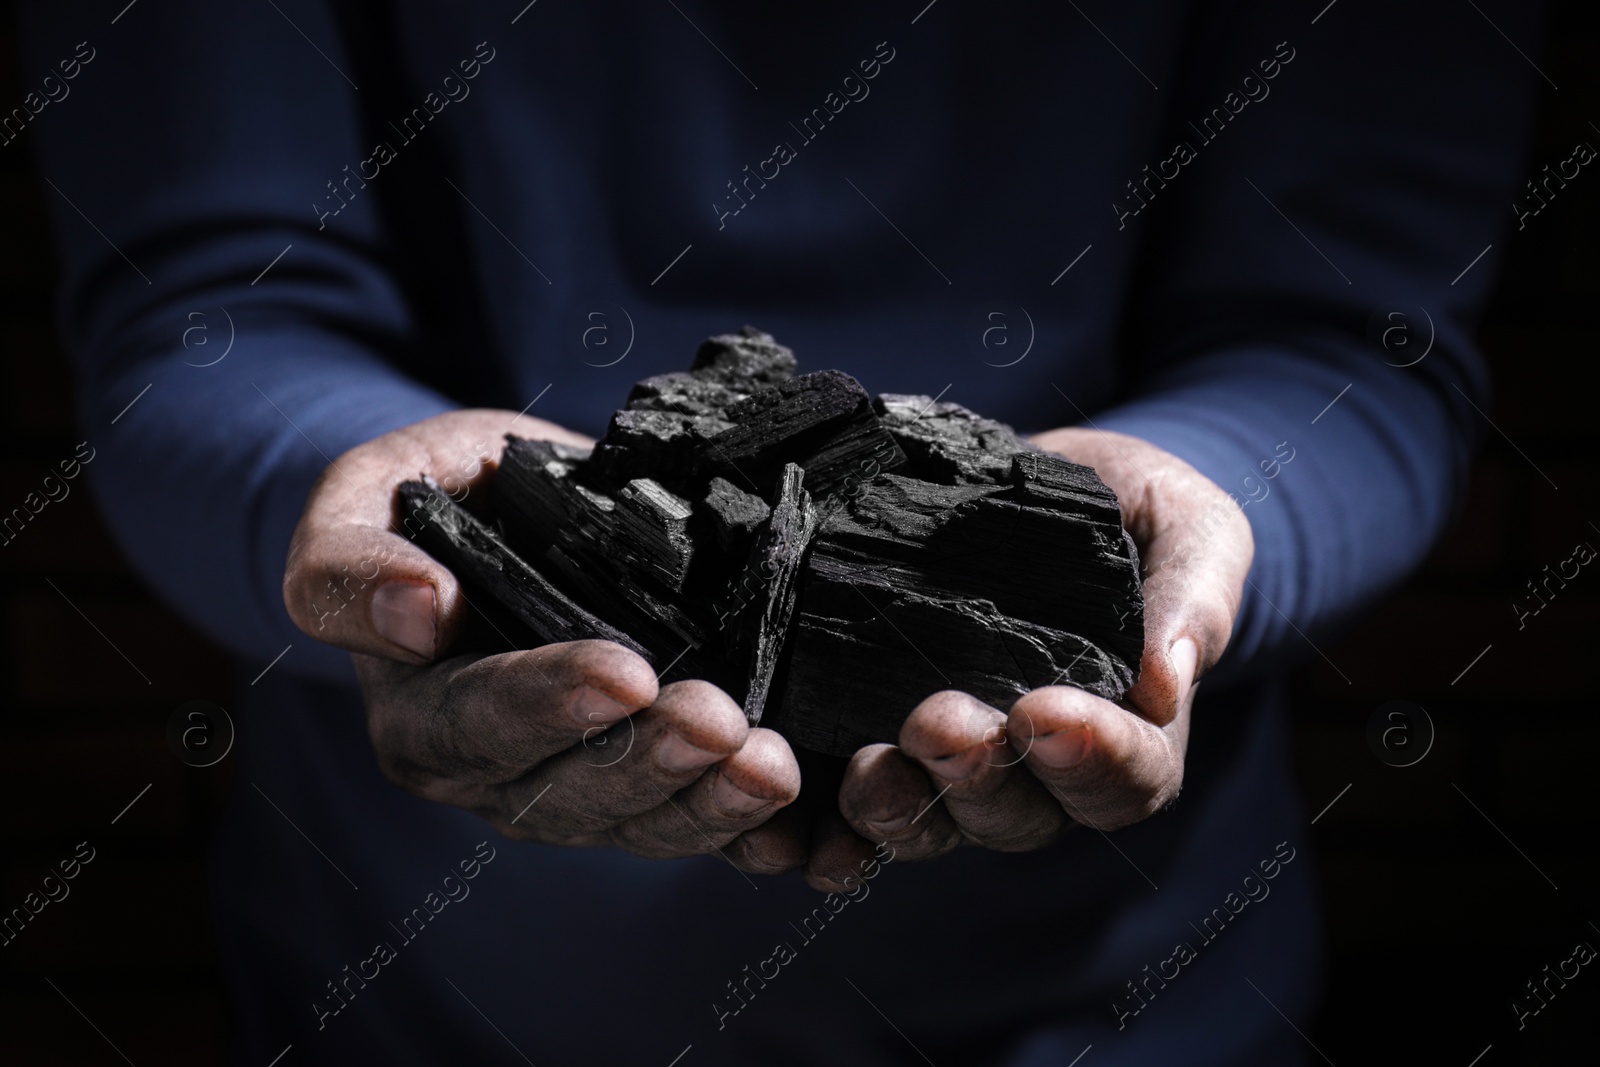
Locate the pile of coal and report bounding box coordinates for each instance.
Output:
[398,328,1144,757]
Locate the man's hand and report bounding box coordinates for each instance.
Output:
[282,410,804,871]
[812,428,1254,888]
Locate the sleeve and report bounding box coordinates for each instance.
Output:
[1091,0,1548,681]
[17,0,458,684]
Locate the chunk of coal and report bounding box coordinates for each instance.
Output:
[422,329,1144,760]
[625,327,796,415]
[614,478,696,589]
[396,477,647,658]
[875,393,1034,485]
[587,407,732,490]
[703,369,909,498]
[490,437,582,554]
[496,438,695,594]
[690,326,798,385]
[718,464,819,723]
[534,543,711,667]
[793,460,1144,685]
[592,328,798,489]
[698,476,771,557]
[762,458,1143,755]
[771,558,1128,756]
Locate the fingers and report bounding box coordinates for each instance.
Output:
[361,644,804,867]
[355,638,658,800]
[837,744,964,863]
[726,800,813,875]
[1009,665,1194,831]
[897,691,1069,850]
[605,728,801,859]
[832,676,1196,860]
[804,808,883,892]
[482,679,742,837]
[834,691,1071,857]
[488,682,800,860]
[283,409,593,662]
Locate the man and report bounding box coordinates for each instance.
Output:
[21,0,1542,1062]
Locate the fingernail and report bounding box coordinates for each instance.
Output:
[570,687,631,728]
[1171,637,1199,692]
[921,745,986,783]
[862,805,916,835]
[371,580,436,658]
[1032,725,1091,768]
[712,772,772,816]
[656,732,722,773]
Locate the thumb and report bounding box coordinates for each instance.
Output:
[1028,425,1253,728]
[285,511,464,663]
[1124,475,1254,725]
[282,409,574,662]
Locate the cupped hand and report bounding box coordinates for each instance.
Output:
[282,410,804,871]
[809,428,1254,888]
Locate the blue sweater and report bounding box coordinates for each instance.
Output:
[20,1,1541,1063]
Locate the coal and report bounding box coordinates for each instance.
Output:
[703,369,909,498]
[698,476,770,558]
[402,327,1144,757]
[766,457,1141,754]
[396,477,646,657]
[874,393,1029,486]
[719,463,818,724]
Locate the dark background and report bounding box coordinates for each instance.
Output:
[2,3,1595,1063]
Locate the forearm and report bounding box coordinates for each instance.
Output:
[21,0,458,680]
[84,333,454,682]
[1084,0,1545,680]
[1094,342,1473,682]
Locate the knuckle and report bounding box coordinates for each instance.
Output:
[894,822,963,860]
[704,796,779,831]
[728,836,800,876]
[1144,765,1186,818]
[1123,743,1184,818]
[1128,791,1168,825]
[370,745,424,791]
[1100,777,1163,827]
[1081,766,1182,830]
[961,800,1065,851]
[485,815,543,844]
[988,831,1062,852]
[966,824,1058,852]
[530,794,611,838]
[605,819,652,852]
[281,562,320,632]
[613,823,700,860]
